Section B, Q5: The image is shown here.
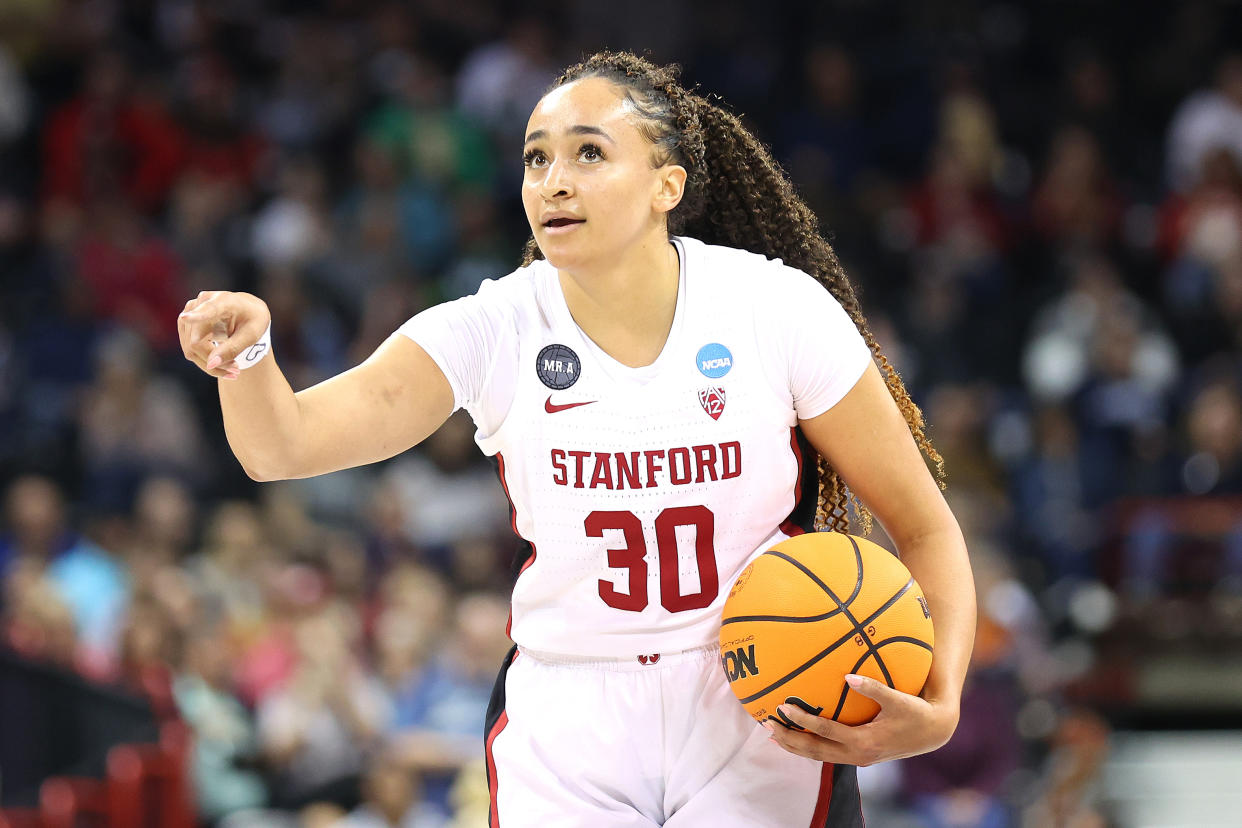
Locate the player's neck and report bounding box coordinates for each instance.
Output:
[557,236,680,369]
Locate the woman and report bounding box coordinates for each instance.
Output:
[179,51,974,827]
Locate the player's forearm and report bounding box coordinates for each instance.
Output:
[218,354,307,481]
[895,525,975,713]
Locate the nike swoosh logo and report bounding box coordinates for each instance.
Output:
[545,396,597,414]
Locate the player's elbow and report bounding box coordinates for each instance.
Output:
[237,453,297,482]
[241,461,279,482]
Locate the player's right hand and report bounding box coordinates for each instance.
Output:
[178,291,272,380]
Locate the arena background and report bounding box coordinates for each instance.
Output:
[2,1,1241,826]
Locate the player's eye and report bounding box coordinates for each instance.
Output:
[522,149,546,168]
[579,143,603,162]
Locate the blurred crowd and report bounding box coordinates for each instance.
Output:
[2,1,1242,826]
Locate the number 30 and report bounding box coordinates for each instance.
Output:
[585,506,718,612]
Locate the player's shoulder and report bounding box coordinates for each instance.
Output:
[454,258,551,322]
[473,258,545,300]
[679,236,825,299]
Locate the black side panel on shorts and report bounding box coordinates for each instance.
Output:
[484,644,517,739]
[823,764,864,827]
[484,643,518,827]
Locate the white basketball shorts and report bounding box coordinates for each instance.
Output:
[483,644,863,826]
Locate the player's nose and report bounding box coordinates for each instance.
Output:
[540,158,574,200]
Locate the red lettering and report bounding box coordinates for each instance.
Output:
[615,451,641,489]
[587,511,648,611]
[668,447,692,485]
[721,441,742,479]
[692,444,718,483]
[643,450,665,488]
[568,450,590,489]
[589,452,615,489]
[587,507,718,614]
[551,449,567,486]
[655,506,718,612]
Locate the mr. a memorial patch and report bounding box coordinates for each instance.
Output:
[536,344,582,390]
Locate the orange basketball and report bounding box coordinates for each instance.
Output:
[719,532,934,727]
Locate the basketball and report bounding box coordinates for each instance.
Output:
[719,532,935,727]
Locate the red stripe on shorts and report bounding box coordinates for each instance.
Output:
[486,709,510,826]
[809,762,834,826]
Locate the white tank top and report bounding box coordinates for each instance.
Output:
[399,236,870,656]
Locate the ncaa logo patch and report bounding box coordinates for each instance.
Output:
[698,387,726,420]
[697,343,733,378]
[536,344,581,389]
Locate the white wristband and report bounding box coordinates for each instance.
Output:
[214,322,272,370]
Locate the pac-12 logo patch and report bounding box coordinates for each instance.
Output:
[698,387,726,420]
[536,344,581,389]
[697,343,733,378]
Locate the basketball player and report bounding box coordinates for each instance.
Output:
[178,52,975,827]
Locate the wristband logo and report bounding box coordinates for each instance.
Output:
[696,343,733,378]
[242,342,268,363]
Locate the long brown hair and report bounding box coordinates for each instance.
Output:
[521,51,944,532]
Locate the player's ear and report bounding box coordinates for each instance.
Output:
[653,164,687,215]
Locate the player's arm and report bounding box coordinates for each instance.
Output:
[178,291,454,481]
[775,360,976,765]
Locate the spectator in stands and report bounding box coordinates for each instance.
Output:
[0,475,129,664]
[334,756,446,828]
[115,595,180,717]
[71,196,186,352]
[77,329,206,507]
[250,154,333,272]
[258,601,393,811]
[174,623,269,822]
[777,44,871,202]
[1032,125,1124,250]
[387,592,510,819]
[2,559,79,668]
[41,47,185,214]
[174,52,268,195]
[368,55,495,199]
[1166,53,1242,194]
[1023,256,1181,508]
[381,411,508,566]
[455,17,558,151]
[1160,146,1242,362]
[1178,374,1242,496]
[899,548,1025,828]
[185,500,273,638]
[320,136,426,314]
[0,474,75,576]
[1012,406,1101,583]
[0,41,26,135]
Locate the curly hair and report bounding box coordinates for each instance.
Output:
[521,51,945,532]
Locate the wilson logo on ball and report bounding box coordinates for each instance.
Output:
[721,644,759,682]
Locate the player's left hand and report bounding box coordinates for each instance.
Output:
[762,674,958,766]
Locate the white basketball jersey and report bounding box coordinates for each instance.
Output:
[399,236,870,657]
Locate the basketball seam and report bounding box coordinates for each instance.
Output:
[721,609,846,625]
[767,546,899,682]
[831,636,932,720]
[722,538,863,625]
[735,578,915,705]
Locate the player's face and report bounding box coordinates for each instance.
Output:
[522,77,679,271]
